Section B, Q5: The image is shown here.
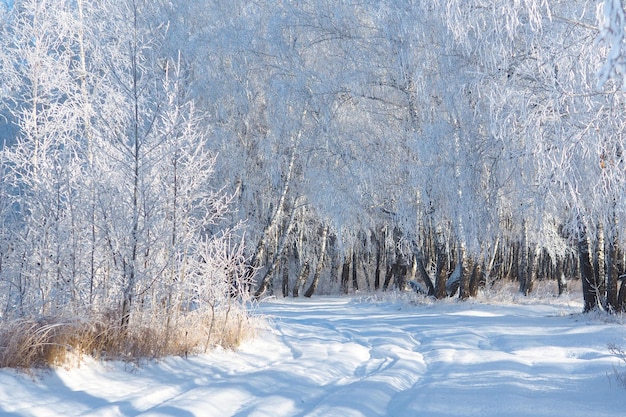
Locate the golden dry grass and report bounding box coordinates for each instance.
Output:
[0,307,255,369]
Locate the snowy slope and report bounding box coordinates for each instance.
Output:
[1,295,625,417]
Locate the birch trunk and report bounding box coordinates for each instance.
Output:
[254,198,299,298]
[251,111,306,287]
[595,221,606,303]
[292,261,310,297]
[304,225,329,297]
[341,254,350,294]
[607,213,619,311]
[578,223,599,312]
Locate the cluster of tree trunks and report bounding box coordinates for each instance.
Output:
[252,222,626,313]
[578,221,626,313]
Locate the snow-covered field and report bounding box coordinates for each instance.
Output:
[1,293,626,416]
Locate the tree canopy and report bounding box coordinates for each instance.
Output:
[0,0,625,316]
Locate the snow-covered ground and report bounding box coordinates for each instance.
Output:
[1,293,626,416]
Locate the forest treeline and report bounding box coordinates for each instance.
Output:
[0,0,625,347]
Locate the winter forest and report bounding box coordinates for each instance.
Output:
[2,0,626,363]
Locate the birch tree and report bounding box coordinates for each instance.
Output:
[0,0,87,315]
[85,0,240,327]
[0,0,248,336]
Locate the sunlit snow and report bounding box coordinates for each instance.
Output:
[1,295,625,417]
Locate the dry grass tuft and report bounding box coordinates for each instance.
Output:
[0,307,256,369]
[609,343,626,388]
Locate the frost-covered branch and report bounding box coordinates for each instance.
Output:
[597,0,626,88]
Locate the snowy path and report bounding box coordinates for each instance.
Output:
[1,296,626,416]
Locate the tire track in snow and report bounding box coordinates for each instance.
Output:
[258,299,428,417]
[252,298,624,417]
